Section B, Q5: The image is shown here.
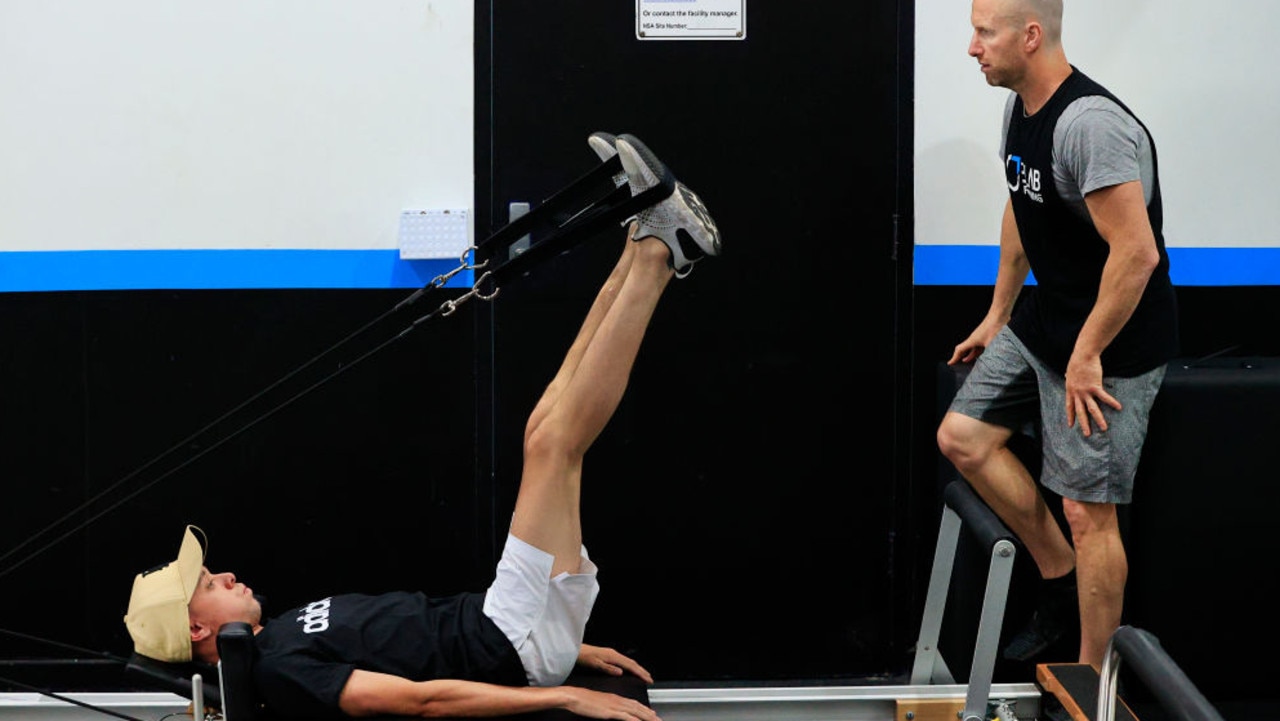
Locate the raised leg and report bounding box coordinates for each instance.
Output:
[509,132,721,578]
[509,236,673,576]
[937,412,1077,578]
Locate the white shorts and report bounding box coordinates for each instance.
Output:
[482,534,600,686]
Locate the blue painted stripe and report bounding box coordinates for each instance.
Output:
[1,246,1275,291]
[913,245,1004,286]
[913,246,1280,287]
[0,249,474,292]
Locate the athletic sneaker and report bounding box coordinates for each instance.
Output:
[1002,608,1070,661]
[615,133,721,278]
[588,131,629,189]
[1003,573,1078,661]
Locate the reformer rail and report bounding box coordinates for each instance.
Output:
[1099,626,1225,721]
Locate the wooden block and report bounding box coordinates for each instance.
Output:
[1036,663,1139,721]
[896,697,964,721]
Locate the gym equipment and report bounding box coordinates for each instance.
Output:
[112,481,1041,721]
[1037,624,1225,721]
[646,480,1043,721]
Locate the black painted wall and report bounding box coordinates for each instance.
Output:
[0,288,488,690]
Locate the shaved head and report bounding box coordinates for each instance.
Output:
[1007,0,1063,45]
[975,0,1063,40]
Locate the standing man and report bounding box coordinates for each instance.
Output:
[936,0,1178,668]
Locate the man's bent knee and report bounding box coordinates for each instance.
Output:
[937,412,1006,475]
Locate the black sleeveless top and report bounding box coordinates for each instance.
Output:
[1005,67,1178,376]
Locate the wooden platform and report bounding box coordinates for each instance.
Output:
[1036,663,1138,721]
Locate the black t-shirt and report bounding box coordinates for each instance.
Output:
[253,590,527,719]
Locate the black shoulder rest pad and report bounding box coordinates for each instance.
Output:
[217,621,263,721]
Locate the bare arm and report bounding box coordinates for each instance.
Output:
[949,198,1031,365]
[1067,179,1160,435]
[338,669,660,720]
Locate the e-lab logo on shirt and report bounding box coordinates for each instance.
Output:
[1006,154,1044,203]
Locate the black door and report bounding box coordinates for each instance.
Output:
[478,0,915,682]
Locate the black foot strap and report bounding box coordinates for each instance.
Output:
[476,155,675,288]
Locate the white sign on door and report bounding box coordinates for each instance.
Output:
[636,0,746,40]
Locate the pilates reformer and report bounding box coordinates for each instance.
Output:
[118,621,650,721]
[640,483,1227,721]
[13,481,1221,721]
[635,479,1043,721]
[115,480,1037,721]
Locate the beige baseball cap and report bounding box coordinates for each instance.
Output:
[123,525,206,662]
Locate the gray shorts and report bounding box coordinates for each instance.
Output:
[948,326,1166,504]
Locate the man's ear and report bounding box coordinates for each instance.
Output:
[190,619,214,644]
[1024,21,1043,52]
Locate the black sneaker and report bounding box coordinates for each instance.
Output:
[1005,571,1078,662]
[1003,608,1072,661]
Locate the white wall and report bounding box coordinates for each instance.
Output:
[916,0,1280,250]
[0,1,472,254]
